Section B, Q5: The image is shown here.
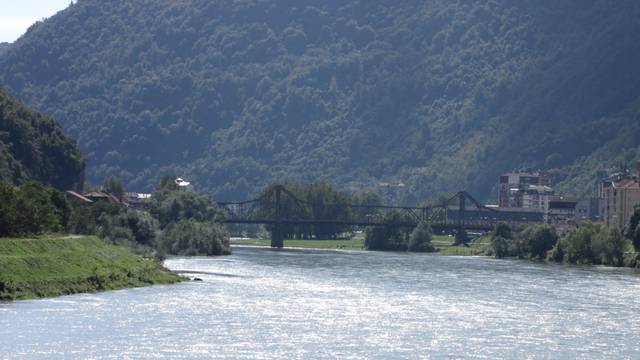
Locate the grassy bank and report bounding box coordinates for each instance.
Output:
[231,235,490,255]
[432,236,490,256]
[0,236,182,301]
[233,238,367,250]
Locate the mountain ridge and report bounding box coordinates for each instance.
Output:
[0,0,638,202]
[0,87,85,190]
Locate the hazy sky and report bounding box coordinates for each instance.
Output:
[0,0,72,42]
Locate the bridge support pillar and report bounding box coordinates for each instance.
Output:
[271,224,284,248]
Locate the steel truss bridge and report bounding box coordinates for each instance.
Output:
[217,185,540,247]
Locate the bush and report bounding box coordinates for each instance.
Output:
[150,186,225,228]
[521,224,559,259]
[408,221,436,252]
[491,236,510,258]
[561,223,597,264]
[490,222,513,258]
[365,226,406,251]
[551,222,629,266]
[592,228,627,267]
[95,208,160,246]
[364,210,412,251]
[159,220,230,256]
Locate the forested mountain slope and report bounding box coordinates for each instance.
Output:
[0,0,639,202]
[0,43,10,57]
[0,88,85,190]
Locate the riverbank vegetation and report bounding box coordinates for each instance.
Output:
[0,177,231,257]
[0,236,182,301]
[364,218,437,253]
[79,177,231,257]
[488,221,639,268]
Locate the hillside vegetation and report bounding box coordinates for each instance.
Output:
[1,0,639,202]
[0,43,9,57]
[0,88,84,190]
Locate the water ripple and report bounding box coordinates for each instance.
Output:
[1,247,640,359]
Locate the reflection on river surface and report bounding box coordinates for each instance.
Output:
[2,246,640,359]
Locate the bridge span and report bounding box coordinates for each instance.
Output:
[217,185,541,248]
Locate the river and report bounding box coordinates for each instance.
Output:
[2,246,640,359]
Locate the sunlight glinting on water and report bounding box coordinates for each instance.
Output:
[2,247,640,359]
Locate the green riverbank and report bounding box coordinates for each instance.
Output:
[0,236,183,301]
[232,235,490,255]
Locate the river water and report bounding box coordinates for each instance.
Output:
[2,246,640,359]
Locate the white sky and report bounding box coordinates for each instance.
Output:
[0,0,72,42]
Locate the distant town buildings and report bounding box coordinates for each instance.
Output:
[498,171,551,208]
[497,170,578,223]
[601,162,640,229]
[575,197,602,224]
[547,195,578,224]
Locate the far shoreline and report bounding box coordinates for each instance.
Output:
[230,236,487,255]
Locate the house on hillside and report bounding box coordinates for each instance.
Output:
[83,191,121,205]
[65,191,93,204]
[124,192,152,208]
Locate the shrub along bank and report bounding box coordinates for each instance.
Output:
[0,236,182,301]
[488,221,638,268]
[364,214,437,253]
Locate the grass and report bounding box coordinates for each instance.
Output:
[432,235,490,256]
[232,234,491,255]
[232,237,366,250]
[0,235,182,301]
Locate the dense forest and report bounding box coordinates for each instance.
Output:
[1,0,639,202]
[0,88,84,190]
[0,43,9,57]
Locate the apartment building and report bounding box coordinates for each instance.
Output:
[602,176,640,229]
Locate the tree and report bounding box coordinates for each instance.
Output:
[561,223,597,264]
[490,222,513,258]
[148,177,230,256]
[159,220,230,256]
[592,227,628,267]
[626,207,640,251]
[150,189,225,228]
[103,176,125,201]
[521,224,559,259]
[122,209,159,245]
[408,221,436,252]
[156,176,179,192]
[0,89,85,191]
[552,222,628,266]
[0,182,17,236]
[364,210,411,251]
[14,182,61,235]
